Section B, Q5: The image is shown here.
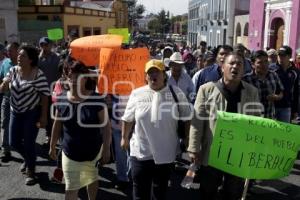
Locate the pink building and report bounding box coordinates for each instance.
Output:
[249,0,300,57]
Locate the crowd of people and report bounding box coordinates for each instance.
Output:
[0,32,300,200]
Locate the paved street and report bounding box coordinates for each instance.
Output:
[1,130,300,200]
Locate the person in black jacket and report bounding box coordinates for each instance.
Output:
[274,46,300,122]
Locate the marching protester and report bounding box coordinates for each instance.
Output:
[188,52,262,200]
[110,94,131,190]
[192,45,233,96]
[191,51,215,82]
[267,48,278,71]
[182,51,196,76]
[49,58,70,183]
[167,52,194,102]
[38,37,61,148]
[274,46,300,122]
[0,44,8,161]
[49,60,111,200]
[233,43,252,74]
[0,42,19,163]
[121,59,191,200]
[0,45,50,185]
[244,50,284,119]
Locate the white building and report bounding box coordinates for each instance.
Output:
[188,0,200,47]
[188,0,250,48]
[0,0,18,43]
[136,15,156,31]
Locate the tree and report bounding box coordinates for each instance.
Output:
[148,18,160,33]
[157,9,171,34]
[125,0,145,28]
[147,9,171,35]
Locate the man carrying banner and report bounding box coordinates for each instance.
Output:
[188,52,262,200]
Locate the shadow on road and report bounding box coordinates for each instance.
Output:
[248,179,300,200]
[293,163,300,171]
[36,172,65,194]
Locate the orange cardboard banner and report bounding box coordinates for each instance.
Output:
[70,34,123,66]
[98,48,150,95]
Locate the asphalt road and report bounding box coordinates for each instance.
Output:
[1,130,300,200]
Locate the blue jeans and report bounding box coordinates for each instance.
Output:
[1,95,10,152]
[275,107,291,123]
[9,107,40,171]
[112,128,129,182]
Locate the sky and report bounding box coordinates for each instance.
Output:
[137,0,188,16]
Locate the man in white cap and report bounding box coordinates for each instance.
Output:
[166,52,194,102]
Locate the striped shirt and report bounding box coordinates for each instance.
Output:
[7,66,50,113]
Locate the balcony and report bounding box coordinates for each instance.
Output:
[211,11,226,21]
[207,13,210,20]
[213,12,218,20]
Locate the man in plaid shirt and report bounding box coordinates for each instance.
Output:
[244,50,284,119]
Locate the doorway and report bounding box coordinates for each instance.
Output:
[269,18,284,49]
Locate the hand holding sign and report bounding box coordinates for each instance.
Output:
[70,35,123,66]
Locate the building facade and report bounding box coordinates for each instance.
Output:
[18,0,128,43]
[188,0,250,48]
[234,14,249,48]
[248,0,265,50]
[249,0,300,54]
[188,0,200,47]
[136,14,156,32]
[172,14,188,35]
[0,0,18,43]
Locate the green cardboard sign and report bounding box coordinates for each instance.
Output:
[208,111,300,179]
[108,28,129,44]
[47,28,63,41]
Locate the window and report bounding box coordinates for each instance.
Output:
[52,15,61,21]
[224,0,227,18]
[236,23,241,37]
[209,30,213,46]
[67,26,79,37]
[0,18,5,29]
[211,0,214,16]
[83,27,92,36]
[216,31,221,46]
[93,28,101,35]
[244,23,249,36]
[37,15,49,21]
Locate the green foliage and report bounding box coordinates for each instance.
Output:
[147,9,171,34]
[126,0,145,27]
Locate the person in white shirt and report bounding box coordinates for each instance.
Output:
[166,52,195,102]
[121,59,192,200]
